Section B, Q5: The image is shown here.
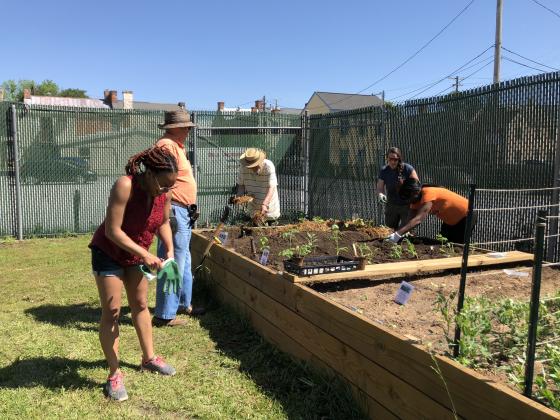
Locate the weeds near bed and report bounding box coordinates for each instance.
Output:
[433,291,560,411]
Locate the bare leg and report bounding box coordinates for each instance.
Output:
[95,274,123,376]
[123,267,154,363]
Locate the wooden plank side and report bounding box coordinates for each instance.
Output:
[205,257,455,420]
[289,251,534,283]
[293,284,559,419]
[192,232,557,418]
[212,282,399,420]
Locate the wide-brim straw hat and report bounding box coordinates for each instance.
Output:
[240,148,265,168]
[158,110,196,129]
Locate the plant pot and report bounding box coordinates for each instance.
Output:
[356,256,367,270]
[293,256,305,267]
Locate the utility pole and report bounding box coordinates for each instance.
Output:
[455,76,459,93]
[493,0,503,84]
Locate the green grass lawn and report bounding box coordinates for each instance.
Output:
[0,236,364,419]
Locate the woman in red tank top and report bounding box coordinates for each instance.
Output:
[89,146,178,401]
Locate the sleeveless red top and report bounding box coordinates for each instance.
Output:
[89,176,167,266]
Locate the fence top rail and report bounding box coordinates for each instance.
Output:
[196,126,302,130]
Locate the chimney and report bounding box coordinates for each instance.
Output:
[255,99,264,112]
[122,91,133,109]
[251,107,257,113]
[217,101,225,112]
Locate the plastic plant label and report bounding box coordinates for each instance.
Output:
[487,252,507,258]
[218,231,228,246]
[503,269,529,277]
[260,249,270,265]
[394,281,415,305]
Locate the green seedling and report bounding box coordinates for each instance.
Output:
[436,234,455,257]
[330,224,348,256]
[389,243,403,259]
[258,236,270,252]
[281,228,298,248]
[401,237,418,259]
[279,248,294,259]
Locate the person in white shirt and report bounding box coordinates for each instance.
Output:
[233,148,280,222]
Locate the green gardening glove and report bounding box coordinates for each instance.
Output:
[159,259,182,295]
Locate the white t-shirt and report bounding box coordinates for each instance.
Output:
[237,159,280,219]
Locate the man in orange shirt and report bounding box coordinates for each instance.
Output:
[152,109,204,327]
[387,179,474,244]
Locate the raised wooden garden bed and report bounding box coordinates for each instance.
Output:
[191,230,557,419]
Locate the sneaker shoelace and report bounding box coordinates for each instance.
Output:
[108,372,124,391]
[145,356,165,367]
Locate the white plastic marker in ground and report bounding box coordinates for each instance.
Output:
[503,269,529,277]
[218,231,228,246]
[394,281,415,305]
[260,249,270,265]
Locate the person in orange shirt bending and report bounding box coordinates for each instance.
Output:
[387,178,475,244]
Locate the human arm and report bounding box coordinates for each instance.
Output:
[376,179,387,203]
[409,169,419,180]
[397,202,432,236]
[261,185,277,215]
[104,176,163,270]
[157,191,174,260]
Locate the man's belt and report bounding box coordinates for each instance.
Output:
[171,201,199,227]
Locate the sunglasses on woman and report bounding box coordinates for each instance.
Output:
[150,171,177,193]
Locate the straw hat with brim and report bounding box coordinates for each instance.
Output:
[240,148,265,168]
[158,110,196,129]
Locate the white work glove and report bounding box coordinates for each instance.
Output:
[377,193,387,203]
[387,232,402,243]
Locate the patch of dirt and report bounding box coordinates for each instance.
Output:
[311,266,560,392]
[202,223,463,272]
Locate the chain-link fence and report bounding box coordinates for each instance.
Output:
[1,71,559,258]
[0,103,303,237]
[308,71,560,259]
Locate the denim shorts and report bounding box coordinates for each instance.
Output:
[91,246,125,277]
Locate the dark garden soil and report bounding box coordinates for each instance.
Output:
[201,219,465,272]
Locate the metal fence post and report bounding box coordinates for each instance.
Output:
[191,111,198,182]
[524,209,547,398]
[547,103,560,262]
[453,184,477,358]
[303,110,310,218]
[10,105,23,240]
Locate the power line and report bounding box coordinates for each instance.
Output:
[460,59,495,81]
[529,0,560,19]
[390,45,494,101]
[503,56,548,73]
[501,46,560,71]
[305,0,476,112]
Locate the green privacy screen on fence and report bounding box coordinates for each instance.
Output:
[1,71,559,259]
[0,104,303,237]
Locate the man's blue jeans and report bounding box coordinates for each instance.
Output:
[154,205,193,320]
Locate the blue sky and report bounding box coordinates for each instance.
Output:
[1,0,559,109]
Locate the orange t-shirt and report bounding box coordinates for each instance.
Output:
[155,138,197,205]
[410,187,468,226]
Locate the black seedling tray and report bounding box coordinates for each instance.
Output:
[283,255,360,277]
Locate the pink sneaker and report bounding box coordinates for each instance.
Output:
[104,371,128,401]
[141,356,176,376]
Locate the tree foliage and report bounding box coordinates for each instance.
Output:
[1,79,89,101]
